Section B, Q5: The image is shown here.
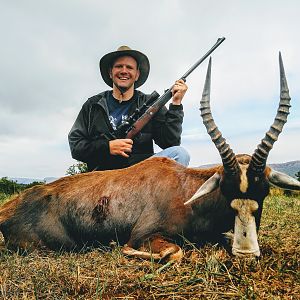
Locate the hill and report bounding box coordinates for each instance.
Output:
[269,160,300,178]
[198,160,300,178]
[8,177,57,184]
[5,161,300,184]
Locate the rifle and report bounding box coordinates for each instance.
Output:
[111,37,226,140]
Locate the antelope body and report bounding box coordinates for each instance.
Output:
[0,53,299,261]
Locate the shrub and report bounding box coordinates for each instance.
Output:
[0,177,44,196]
[66,161,88,176]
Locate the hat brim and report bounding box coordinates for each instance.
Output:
[99,49,150,88]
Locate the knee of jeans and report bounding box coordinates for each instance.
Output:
[153,146,190,166]
[174,146,190,166]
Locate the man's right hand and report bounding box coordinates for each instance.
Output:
[109,139,133,158]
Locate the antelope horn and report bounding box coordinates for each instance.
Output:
[200,57,240,175]
[250,52,291,173]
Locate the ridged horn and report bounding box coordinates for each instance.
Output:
[249,52,291,173]
[200,57,240,175]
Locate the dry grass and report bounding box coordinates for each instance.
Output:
[0,193,299,299]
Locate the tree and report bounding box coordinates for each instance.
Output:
[295,170,300,182]
[66,161,88,176]
[0,177,44,196]
[0,177,19,195]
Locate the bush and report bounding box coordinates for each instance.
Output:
[0,177,44,196]
[66,161,88,176]
[0,192,9,204]
[295,170,300,181]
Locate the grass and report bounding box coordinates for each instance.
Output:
[0,192,299,299]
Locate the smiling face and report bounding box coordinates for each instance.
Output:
[110,56,140,93]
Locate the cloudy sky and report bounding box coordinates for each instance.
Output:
[1,0,299,179]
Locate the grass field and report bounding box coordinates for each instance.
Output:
[0,192,299,299]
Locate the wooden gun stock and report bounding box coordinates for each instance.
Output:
[126,90,172,139]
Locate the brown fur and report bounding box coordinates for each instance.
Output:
[0,155,274,261]
[0,194,23,224]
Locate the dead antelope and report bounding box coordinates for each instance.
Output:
[0,53,299,261]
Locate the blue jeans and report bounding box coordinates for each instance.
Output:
[152,146,190,167]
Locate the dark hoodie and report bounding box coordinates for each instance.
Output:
[68,90,184,171]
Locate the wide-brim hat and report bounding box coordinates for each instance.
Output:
[99,45,150,88]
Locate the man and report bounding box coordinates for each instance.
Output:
[68,46,190,171]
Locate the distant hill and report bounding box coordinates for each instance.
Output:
[4,160,300,184]
[8,177,57,184]
[198,160,300,178]
[269,161,300,178]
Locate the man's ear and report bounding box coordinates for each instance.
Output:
[109,69,112,79]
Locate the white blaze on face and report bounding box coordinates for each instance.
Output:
[239,164,249,193]
[231,199,260,257]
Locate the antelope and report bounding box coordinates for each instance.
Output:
[0,53,299,261]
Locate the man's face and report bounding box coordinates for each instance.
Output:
[110,56,140,91]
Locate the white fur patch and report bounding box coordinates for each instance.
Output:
[231,199,260,257]
[239,164,248,193]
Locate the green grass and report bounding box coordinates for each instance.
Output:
[0,193,299,299]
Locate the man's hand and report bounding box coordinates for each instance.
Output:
[171,79,188,105]
[109,139,133,158]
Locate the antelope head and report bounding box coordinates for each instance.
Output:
[185,53,300,256]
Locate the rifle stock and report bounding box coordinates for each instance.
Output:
[126,89,172,139]
[124,37,226,139]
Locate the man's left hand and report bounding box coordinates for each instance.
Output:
[171,79,188,105]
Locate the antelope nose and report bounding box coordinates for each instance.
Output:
[232,248,260,257]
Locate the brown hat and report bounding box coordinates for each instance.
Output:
[99,45,150,88]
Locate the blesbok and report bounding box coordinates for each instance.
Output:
[0,53,299,261]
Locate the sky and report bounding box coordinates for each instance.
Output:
[0,0,299,179]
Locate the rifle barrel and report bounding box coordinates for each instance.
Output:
[181,37,225,80]
[124,37,226,139]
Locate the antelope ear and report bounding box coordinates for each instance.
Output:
[184,173,221,206]
[268,169,300,190]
